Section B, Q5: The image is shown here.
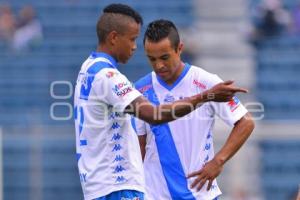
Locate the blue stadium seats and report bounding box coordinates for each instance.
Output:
[3,135,82,200]
[0,0,195,126]
[3,138,31,200]
[260,140,300,200]
[255,35,300,120]
[0,1,196,199]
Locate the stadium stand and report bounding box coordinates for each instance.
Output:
[249,0,300,199]
[260,139,300,200]
[256,35,300,120]
[249,0,300,120]
[1,0,299,199]
[0,0,196,199]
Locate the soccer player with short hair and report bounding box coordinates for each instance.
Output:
[135,19,255,200]
[74,4,249,200]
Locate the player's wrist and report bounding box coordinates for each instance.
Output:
[213,155,226,166]
[200,90,210,103]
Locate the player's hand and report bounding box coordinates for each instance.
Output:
[187,158,224,191]
[205,80,248,102]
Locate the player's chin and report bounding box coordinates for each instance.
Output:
[157,72,170,80]
[120,55,132,64]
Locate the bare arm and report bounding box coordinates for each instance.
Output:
[126,80,248,125]
[187,112,255,191]
[138,135,146,161]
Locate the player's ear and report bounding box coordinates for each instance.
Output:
[108,30,118,46]
[177,42,184,55]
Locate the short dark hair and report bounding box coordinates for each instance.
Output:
[143,19,180,51]
[103,4,143,25]
[97,4,143,44]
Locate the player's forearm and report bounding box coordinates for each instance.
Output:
[214,113,255,165]
[148,92,209,124]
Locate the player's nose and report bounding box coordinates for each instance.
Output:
[154,61,164,70]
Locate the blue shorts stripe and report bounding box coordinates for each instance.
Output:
[95,190,144,200]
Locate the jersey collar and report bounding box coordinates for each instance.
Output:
[156,63,191,91]
[90,52,118,68]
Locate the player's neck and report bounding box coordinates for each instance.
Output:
[165,61,185,85]
[96,45,116,61]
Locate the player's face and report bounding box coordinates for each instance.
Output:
[145,38,183,84]
[114,22,140,64]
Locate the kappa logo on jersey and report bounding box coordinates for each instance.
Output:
[204,155,209,162]
[204,143,211,150]
[164,94,175,103]
[114,165,126,173]
[106,71,119,78]
[112,82,133,97]
[116,176,127,183]
[207,133,212,139]
[109,112,122,120]
[113,155,125,162]
[228,96,240,112]
[193,79,207,89]
[111,133,122,141]
[112,144,122,151]
[111,122,121,130]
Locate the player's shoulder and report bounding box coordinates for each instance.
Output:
[134,72,153,93]
[189,64,223,87]
[190,65,216,79]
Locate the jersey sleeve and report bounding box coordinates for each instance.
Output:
[134,117,148,136]
[93,69,142,113]
[208,75,248,126]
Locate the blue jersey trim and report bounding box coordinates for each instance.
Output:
[156,63,191,91]
[131,116,137,133]
[76,153,81,161]
[135,74,195,200]
[79,61,114,100]
[79,106,84,134]
[90,51,118,68]
[80,140,87,146]
[135,72,153,91]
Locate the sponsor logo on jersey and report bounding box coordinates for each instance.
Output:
[106,71,119,78]
[138,84,152,93]
[227,96,240,112]
[112,82,129,92]
[193,80,207,89]
[112,82,133,97]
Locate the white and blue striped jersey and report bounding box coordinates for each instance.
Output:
[134,64,248,200]
[74,52,145,200]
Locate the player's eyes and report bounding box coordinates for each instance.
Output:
[147,57,155,62]
[161,56,169,60]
